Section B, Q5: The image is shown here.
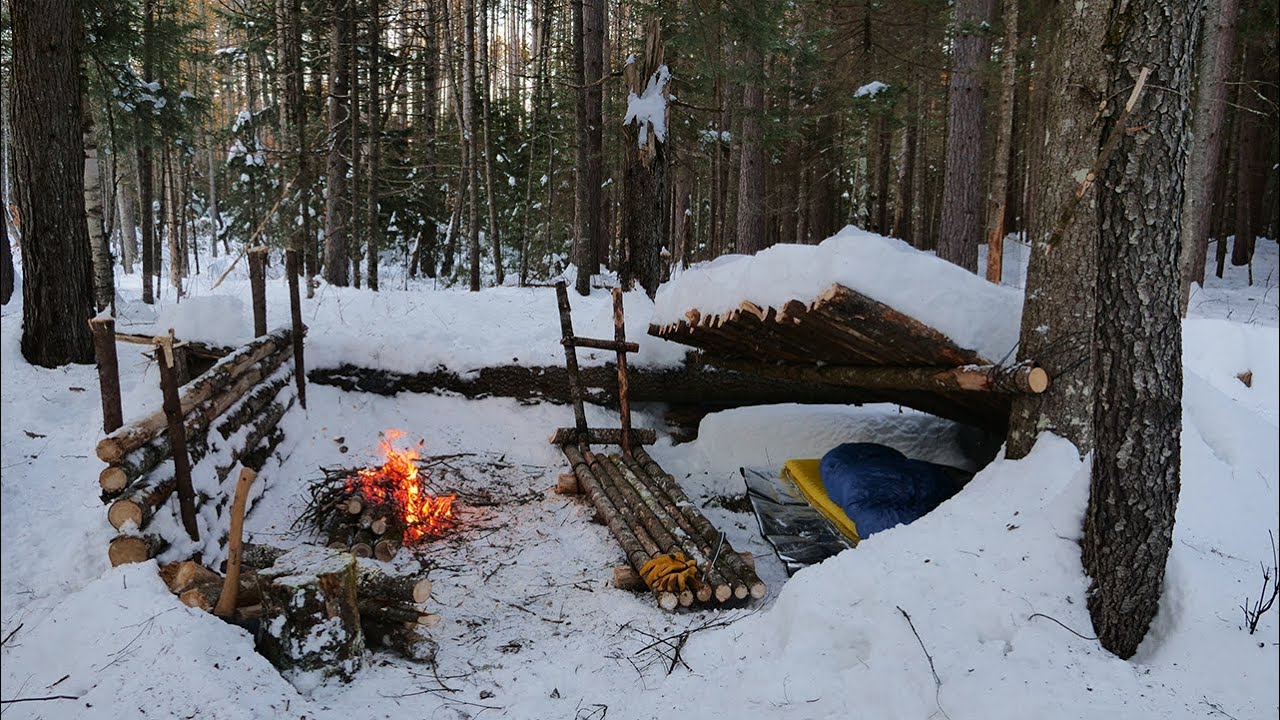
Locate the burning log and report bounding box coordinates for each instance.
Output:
[257,546,365,686]
[95,329,296,465]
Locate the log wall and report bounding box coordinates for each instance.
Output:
[101,328,302,567]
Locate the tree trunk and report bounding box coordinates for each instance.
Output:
[12,0,95,366]
[984,0,1018,283]
[84,108,114,311]
[366,0,381,291]
[621,22,667,297]
[324,0,352,287]
[0,41,12,306]
[1179,0,1238,309]
[137,0,156,304]
[1230,39,1266,268]
[571,0,596,295]
[117,171,138,275]
[1084,0,1195,660]
[478,0,503,285]
[1005,0,1108,459]
[463,0,481,291]
[937,0,994,272]
[735,47,766,255]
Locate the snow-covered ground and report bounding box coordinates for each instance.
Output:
[2,232,1277,719]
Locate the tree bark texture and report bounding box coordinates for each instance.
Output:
[0,44,12,306]
[937,0,995,272]
[325,0,353,287]
[463,0,481,292]
[1083,0,1195,660]
[621,22,667,297]
[984,0,1018,283]
[735,49,766,255]
[84,110,114,311]
[366,0,382,291]
[12,0,95,367]
[1179,0,1238,309]
[571,0,598,295]
[478,0,503,286]
[1230,39,1268,268]
[1005,0,1108,459]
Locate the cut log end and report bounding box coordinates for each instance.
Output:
[714,584,733,603]
[555,473,582,495]
[373,539,400,562]
[107,499,145,529]
[733,585,749,601]
[657,592,679,611]
[99,466,129,494]
[108,535,160,566]
[749,581,767,600]
[1027,367,1050,394]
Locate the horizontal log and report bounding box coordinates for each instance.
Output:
[555,473,581,495]
[108,534,167,566]
[309,361,1011,432]
[563,336,640,353]
[548,427,658,446]
[114,333,235,359]
[701,356,1050,395]
[612,552,757,592]
[98,367,292,500]
[97,328,295,464]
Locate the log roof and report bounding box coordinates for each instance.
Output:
[649,283,1016,431]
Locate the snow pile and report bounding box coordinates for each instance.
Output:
[623,61,671,147]
[854,80,888,98]
[654,226,1024,361]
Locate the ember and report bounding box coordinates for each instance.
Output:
[300,430,457,559]
[347,430,455,542]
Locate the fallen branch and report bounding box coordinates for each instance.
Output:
[0,695,81,704]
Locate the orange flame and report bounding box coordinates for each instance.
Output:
[346,430,455,542]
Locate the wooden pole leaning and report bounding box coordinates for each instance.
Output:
[155,330,200,541]
[611,288,633,458]
[554,281,589,444]
[90,315,124,434]
[248,246,269,338]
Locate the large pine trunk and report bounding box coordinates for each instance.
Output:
[1084,0,1195,659]
[735,48,766,256]
[571,0,597,295]
[983,0,1018,284]
[1179,0,1239,308]
[117,164,138,274]
[324,0,353,287]
[620,22,667,297]
[462,0,481,291]
[936,0,994,272]
[1005,0,1108,459]
[0,49,12,306]
[478,0,503,286]
[12,0,95,366]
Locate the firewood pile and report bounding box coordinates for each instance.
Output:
[295,434,457,561]
[98,328,302,566]
[560,444,767,611]
[160,543,438,683]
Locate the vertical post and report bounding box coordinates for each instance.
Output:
[248,246,268,337]
[612,288,633,458]
[89,316,124,434]
[286,248,308,409]
[554,281,589,444]
[214,466,256,617]
[155,330,200,541]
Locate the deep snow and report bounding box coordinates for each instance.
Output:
[1,232,1277,719]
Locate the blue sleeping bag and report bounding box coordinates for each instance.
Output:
[819,443,964,537]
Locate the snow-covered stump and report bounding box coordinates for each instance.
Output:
[256,547,365,691]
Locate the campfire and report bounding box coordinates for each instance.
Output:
[300,430,457,560]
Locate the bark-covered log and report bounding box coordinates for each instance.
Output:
[257,547,365,687]
[548,428,658,447]
[588,451,720,604]
[108,534,167,566]
[632,447,766,600]
[309,361,1010,432]
[96,329,295,463]
[702,356,1049,394]
[362,619,438,661]
[156,336,199,541]
[99,368,291,499]
[248,247,268,338]
[244,545,431,605]
[359,601,437,627]
[90,317,124,434]
[113,333,234,360]
[560,444,678,611]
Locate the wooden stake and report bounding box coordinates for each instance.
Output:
[612,288,633,458]
[89,316,124,434]
[214,467,257,617]
[285,248,307,409]
[248,247,268,338]
[156,330,200,541]
[554,281,589,443]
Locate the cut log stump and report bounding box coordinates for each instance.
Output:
[256,547,365,690]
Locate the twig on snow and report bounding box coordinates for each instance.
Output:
[1028,612,1098,641]
[897,605,950,720]
[0,695,81,705]
[1,623,23,648]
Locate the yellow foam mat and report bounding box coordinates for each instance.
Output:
[783,459,860,546]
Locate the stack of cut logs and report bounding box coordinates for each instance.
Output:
[560,444,766,611]
[100,328,299,565]
[322,478,406,561]
[160,544,437,670]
